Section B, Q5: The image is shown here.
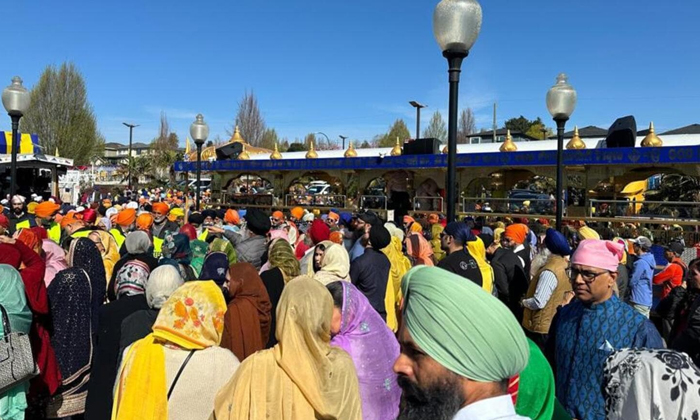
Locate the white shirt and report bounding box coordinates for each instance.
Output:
[453,395,530,420]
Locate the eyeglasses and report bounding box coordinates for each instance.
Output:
[568,268,609,283]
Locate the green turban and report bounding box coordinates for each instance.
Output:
[401,266,529,382]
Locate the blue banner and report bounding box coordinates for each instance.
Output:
[174,145,700,172]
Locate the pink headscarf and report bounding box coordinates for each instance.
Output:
[42,239,69,288]
[571,239,624,272]
[269,229,289,243]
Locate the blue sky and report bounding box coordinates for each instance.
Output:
[3,0,699,147]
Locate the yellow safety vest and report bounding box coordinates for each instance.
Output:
[47,223,61,244]
[71,230,92,239]
[110,228,126,249]
[15,219,30,232]
[153,236,163,258]
[198,229,209,242]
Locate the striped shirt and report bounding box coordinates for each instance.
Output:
[522,270,558,310]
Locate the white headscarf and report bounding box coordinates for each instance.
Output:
[146,265,183,309]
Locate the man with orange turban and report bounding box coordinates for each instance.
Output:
[136,212,154,231]
[289,207,304,223]
[503,223,531,275]
[60,211,86,236]
[270,210,285,230]
[224,209,240,226]
[326,211,340,230]
[150,201,178,240]
[110,208,136,248]
[34,201,62,244]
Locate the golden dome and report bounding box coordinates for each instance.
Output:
[344,142,358,158]
[390,137,402,156]
[231,125,245,143]
[270,143,282,160]
[237,144,250,160]
[499,130,518,152]
[641,122,663,147]
[201,146,217,160]
[306,140,318,159]
[566,126,587,150]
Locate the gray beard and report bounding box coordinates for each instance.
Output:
[396,373,464,420]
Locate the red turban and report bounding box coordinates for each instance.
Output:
[504,223,528,245]
[81,208,98,224]
[179,224,197,241]
[17,229,40,252]
[30,226,47,240]
[308,220,330,245]
[0,213,8,229]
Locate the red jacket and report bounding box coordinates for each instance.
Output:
[653,257,686,300]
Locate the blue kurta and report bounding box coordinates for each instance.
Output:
[550,294,663,420]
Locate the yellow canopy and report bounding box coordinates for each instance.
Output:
[620,180,647,196]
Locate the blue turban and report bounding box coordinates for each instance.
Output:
[544,228,572,256]
[444,221,475,244]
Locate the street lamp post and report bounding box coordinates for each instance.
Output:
[122,122,139,191]
[409,101,427,140]
[339,135,348,149]
[190,114,209,211]
[2,77,31,198]
[433,0,482,222]
[546,73,577,230]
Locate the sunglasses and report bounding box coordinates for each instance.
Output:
[567,268,608,283]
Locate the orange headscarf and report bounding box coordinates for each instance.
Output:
[224,209,240,225]
[115,209,137,227]
[136,213,154,230]
[16,228,41,253]
[427,213,439,224]
[504,223,528,245]
[290,207,304,220]
[35,202,61,219]
[329,231,343,245]
[272,211,284,220]
[59,212,81,228]
[405,233,434,266]
[327,212,339,222]
[403,215,416,225]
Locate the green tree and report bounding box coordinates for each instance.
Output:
[525,117,553,140]
[260,128,279,150]
[287,142,306,152]
[422,111,447,142]
[359,140,372,149]
[377,119,410,147]
[504,116,532,134]
[20,62,104,164]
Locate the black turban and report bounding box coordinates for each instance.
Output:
[369,225,391,250]
[246,209,271,236]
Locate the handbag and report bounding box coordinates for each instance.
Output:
[0,304,39,394]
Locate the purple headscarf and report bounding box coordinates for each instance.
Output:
[331,282,401,420]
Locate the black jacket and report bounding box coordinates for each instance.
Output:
[657,286,700,364]
[350,248,391,320]
[490,247,529,322]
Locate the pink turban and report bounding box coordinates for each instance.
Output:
[268,229,289,243]
[571,239,624,272]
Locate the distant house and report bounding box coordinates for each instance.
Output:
[659,124,700,136]
[466,129,538,144]
[97,141,152,165]
[551,125,608,139]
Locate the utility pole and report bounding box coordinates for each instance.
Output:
[123,122,139,190]
[492,102,497,143]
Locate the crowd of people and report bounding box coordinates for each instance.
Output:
[0,190,699,420]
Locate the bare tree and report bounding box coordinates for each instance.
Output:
[20,62,104,164]
[458,108,477,144]
[231,90,266,146]
[150,112,179,182]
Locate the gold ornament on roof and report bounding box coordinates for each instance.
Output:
[270,143,282,160]
[237,144,250,160]
[499,130,518,152]
[344,141,358,158]
[390,137,403,156]
[231,125,245,143]
[566,126,586,150]
[442,144,448,154]
[306,140,318,159]
[641,122,663,147]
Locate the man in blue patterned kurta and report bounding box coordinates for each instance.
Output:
[547,239,663,420]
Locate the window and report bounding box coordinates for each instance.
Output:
[497,136,505,142]
[470,137,481,144]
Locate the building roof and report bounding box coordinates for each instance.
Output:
[104,141,151,150]
[659,124,700,135]
[558,126,608,139]
[468,129,538,141]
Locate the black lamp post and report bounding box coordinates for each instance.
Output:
[190,114,209,211]
[409,101,427,140]
[546,73,577,230]
[339,135,348,149]
[2,77,31,198]
[122,122,139,190]
[433,0,482,222]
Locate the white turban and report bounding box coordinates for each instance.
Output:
[11,195,25,204]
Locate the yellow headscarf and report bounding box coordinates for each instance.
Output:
[409,222,423,233]
[466,237,494,294]
[90,230,120,286]
[112,281,226,420]
[213,277,362,420]
[494,227,505,244]
[382,236,412,332]
[578,226,600,240]
[430,223,446,263]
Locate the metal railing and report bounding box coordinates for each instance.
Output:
[462,196,555,215]
[413,196,443,212]
[588,199,700,219]
[360,195,388,210]
[220,193,274,206]
[284,194,347,208]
